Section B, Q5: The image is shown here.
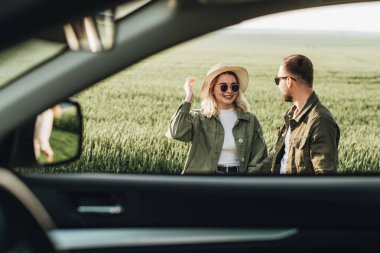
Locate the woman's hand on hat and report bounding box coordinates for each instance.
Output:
[184,77,195,103]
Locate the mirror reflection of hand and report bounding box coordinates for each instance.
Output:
[41,147,54,163]
[184,77,195,102]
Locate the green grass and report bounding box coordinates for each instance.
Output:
[21,30,380,173]
[0,39,64,88]
[36,129,80,164]
[51,130,80,160]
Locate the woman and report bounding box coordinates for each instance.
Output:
[166,63,268,174]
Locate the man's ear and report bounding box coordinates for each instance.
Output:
[286,77,294,89]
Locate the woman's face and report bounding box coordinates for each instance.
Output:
[212,73,238,110]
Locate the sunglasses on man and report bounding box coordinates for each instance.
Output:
[219,83,240,92]
[274,76,297,85]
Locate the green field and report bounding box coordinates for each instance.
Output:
[45,31,380,173]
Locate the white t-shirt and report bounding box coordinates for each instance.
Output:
[280,126,291,174]
[217,108,239,166]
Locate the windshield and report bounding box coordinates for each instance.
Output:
[68,3,380,174]
[11,2,380,175]
[0,39,65,89]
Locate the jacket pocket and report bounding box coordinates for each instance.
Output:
[293,137,311,173]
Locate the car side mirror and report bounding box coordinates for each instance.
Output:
[11,100,83,168]
[33,101,83,166]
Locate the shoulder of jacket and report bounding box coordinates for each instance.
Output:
[190,108,202,113]
[241,112,263,126]
[248,112,258,120]
[310,102,335,121]
[189,109,208,120]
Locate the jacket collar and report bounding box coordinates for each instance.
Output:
[287,91,319,123]
[236,109,251,121]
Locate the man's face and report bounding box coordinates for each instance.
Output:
[277,65,293,102]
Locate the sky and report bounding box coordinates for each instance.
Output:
[232,2,380,33]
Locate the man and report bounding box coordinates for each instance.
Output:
[272,54,340,174]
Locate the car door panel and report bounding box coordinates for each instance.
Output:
[20,174,380,252]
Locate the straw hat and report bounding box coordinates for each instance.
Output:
[200,63,249,99]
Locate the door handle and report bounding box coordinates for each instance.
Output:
[77,204,124,215]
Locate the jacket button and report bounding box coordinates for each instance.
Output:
[238,139,243,143]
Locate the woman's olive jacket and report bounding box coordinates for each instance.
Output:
[166,101,269,174]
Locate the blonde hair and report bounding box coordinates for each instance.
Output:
[201,72,250,118]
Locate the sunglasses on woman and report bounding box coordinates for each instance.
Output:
[219,83,240,92]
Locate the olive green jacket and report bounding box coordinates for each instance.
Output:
[272,92,340,174]
[166,101,269,174]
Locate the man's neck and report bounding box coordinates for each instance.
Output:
[292,90,313,118]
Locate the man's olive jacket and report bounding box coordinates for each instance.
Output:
[272,92,340,174]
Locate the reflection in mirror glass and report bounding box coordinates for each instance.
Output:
[34,103,81,165]
[63,9,115,52]
[62,0,151,52]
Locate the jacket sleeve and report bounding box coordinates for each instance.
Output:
[309,117,340,174]
[165,101,194,142]
[247,117,271,174]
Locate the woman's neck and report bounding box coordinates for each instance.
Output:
[217,103,234,111]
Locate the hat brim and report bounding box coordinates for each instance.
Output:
[200,66,249,99]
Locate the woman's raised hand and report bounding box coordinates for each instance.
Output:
[184,77,195,102]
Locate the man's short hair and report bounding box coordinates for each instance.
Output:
[283,54,313,87]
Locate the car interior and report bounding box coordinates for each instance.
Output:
[0,0,380,252]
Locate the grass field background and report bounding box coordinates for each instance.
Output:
[52,30,379,173]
